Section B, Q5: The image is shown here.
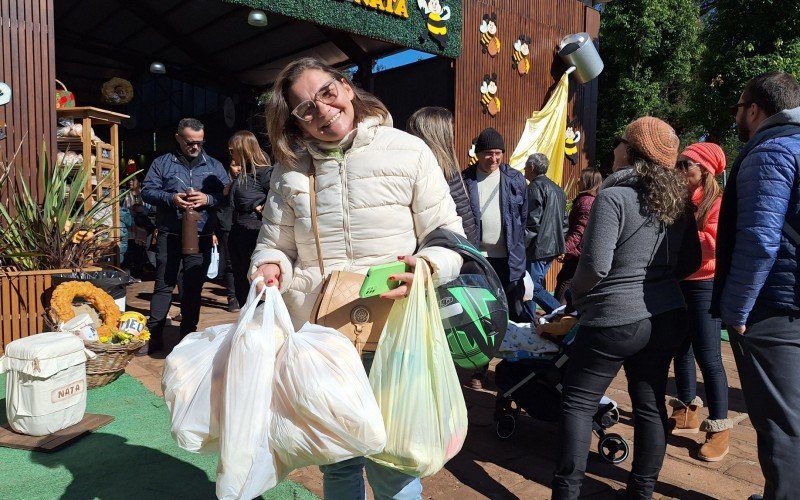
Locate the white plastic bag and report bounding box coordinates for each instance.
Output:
[523,271,534,302]
[270,322,386,472]
[207,244,220,279]
[216,278,293,500]
[162,322,235,453]
[368,262,468,478]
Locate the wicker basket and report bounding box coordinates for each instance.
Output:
[84,340,145,388]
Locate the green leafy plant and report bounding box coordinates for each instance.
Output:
[0,139,134,271]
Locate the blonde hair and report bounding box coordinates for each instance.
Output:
[228,130,270,190]
[266,57,389,169]
[406,107,460,181]
[695,170,722,229]
[228,130,270,176]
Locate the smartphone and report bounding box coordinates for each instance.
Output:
[359,261,410,298]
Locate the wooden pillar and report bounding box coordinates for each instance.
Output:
[0,0,57,201]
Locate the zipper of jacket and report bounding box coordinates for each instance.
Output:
[339,156,353,264]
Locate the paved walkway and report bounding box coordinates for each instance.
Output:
[126,279,765,499]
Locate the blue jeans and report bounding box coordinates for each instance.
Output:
[526,258,562,315]
[320,457,422,500]
[320,351,422,500]
[673,280,728,420]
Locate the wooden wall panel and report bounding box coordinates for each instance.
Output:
[0,0,56,201]
[453,0,601,293]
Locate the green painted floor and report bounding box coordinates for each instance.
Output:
[0,373,316,500]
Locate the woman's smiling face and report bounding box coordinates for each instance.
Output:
[288,69,356,143]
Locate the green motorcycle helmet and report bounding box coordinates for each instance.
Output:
[421,229,509,369]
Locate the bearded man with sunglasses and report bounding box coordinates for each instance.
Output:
[713,72,800,500]
[142,117,229,354]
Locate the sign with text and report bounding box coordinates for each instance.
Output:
[227,0,462,57]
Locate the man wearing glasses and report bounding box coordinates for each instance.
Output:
[713,72,800,500]
[142,118,229,354]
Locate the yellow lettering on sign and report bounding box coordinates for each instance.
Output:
[394,0,408,18]
[346,0,407,19]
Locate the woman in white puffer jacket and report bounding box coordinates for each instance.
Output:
[249,57,464,499]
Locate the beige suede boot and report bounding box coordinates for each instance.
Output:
[667,397,702,435]
[698,419,732,462]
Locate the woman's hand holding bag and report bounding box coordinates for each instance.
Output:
[367,261,468,478]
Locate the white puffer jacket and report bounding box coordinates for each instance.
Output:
[250,116,464,328]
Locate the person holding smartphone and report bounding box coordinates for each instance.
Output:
[249,57,464,499]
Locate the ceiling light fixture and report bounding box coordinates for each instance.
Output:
[247,9,268,27]
[149,62,166,74]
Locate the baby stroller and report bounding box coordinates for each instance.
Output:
[493,309,630,464]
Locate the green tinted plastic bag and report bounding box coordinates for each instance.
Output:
[367,262,468,478]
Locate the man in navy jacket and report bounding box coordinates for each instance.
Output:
[142,118,228,354]
[713,72,800,499]
[463,127,528,322]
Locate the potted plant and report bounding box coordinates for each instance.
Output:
[0,139,133,351]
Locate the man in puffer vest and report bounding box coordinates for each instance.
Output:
[713,71,800,500]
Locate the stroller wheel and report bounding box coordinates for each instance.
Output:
[600,406,620,428]
[496,414,516,439]
[598,433,629,464]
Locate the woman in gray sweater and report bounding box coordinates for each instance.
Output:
[552,117,701,500]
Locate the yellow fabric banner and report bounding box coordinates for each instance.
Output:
[509,71,570,185]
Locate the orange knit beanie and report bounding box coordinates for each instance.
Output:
[623,117,680,168]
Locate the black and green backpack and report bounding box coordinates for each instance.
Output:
[420,229,509,369]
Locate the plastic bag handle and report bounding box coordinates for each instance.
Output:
[240,276,295,338]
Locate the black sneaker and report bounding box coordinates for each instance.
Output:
[227,298,240,313]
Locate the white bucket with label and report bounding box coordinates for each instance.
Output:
[0,332,96,436]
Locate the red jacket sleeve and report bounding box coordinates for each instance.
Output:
[698,196,721,265]
[564,194,595,259]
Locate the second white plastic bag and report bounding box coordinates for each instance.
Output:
[270,322,386,472]
[162,322,234,453]
[216,278,293,500]
[367,262,468,478]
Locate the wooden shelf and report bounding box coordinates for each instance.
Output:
[57,107,129,264]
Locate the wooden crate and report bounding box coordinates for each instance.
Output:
[0,267,99,354]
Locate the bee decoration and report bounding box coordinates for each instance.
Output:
[417,0,451,49]
[512,35,531,75]
[468,138,479,166]
[480,74,500,116]
[479,13,501,56]
[565,125,582,165]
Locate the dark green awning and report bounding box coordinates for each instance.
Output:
[227,0,462,57]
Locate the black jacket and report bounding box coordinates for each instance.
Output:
[232,167,272,230]
[447,173,480,246]
[463,163,528,282]
[525,174,567,260]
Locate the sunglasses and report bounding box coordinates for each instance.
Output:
[676,160,698,171]
[730,101,752,116]
[613,136,628,148]
[291,79,340,122]
[180,136,205,147]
